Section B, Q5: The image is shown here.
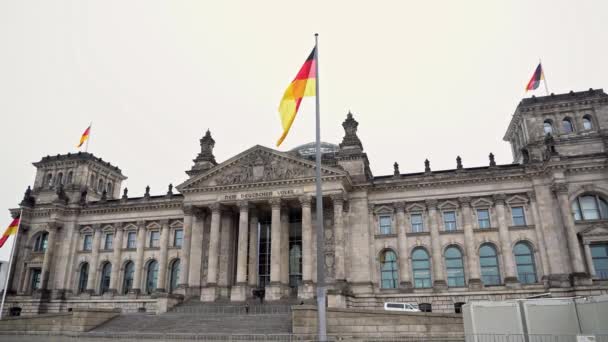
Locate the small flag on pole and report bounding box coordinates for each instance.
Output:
[77,125,91,148]
[276,47,317,147]
[525,63,545,92]
[0,217,20,249]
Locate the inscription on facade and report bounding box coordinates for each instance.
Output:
[221,189,303,201]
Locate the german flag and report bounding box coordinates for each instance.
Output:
[525,63,545,91]
[277,47,317,147]
[0,217,20,249]
[77,125,91,148]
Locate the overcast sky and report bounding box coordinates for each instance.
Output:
[1,0,607,260]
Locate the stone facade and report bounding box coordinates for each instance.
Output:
[3,89,608,315]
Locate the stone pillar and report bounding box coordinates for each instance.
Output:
[131,221,146,294]
[266,198,284,300]
[395,202,411,289]
[178,205,194,292]
[40,223,58,292]
[527,191,551,279]
[426,200,446,289]
[552,183,587,280]
[333,195,346,284]
[299,195,314,299]
[281,205,290,287]
[188,210,205,296]
[109,224,124,293]
[156,219,170,293]
[86,224,102,293]
[459,197,481,289]
[583,243,596,278]
[201,203,221,301]
[494,194,518,286]
[247,208,259,288]
[231,201,250,301]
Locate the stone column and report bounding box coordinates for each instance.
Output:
[426,200,446,289]
[266,198,284,300]
[395,202,411,289]
[280,205,290,286]
[156,219,170,293]
[494,194,518,285]
[109,224,124,294]
[552,183,587,279]
[332,195,346,284]
[247,208,259,288]
[459,197,481,288]
[201,203,221,301]
[40,223,59,292]
[188,210,205,296]
[86,224,102,294]
[583,243,596,278]
[527,191,551,279]
[231,201,250,301]
[131,221,146,294]
[299,195,314,299]
[178,205,194,292]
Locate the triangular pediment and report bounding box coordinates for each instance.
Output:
[580,225,608,237]
[177,145,347,191]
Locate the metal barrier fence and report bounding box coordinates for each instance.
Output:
[0,334,605,342]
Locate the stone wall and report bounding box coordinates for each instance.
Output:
[2,296,160,317]
[0,308,119,333]
[292,305,463,336]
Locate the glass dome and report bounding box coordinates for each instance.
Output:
[290,142,339,157]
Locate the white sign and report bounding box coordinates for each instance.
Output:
[220,189,303,201]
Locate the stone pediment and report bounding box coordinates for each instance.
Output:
[178,145,346,191]
[580,224,608,237]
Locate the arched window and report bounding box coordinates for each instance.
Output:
[479,244,501,285]
[514,242,537,284]
[46,173,53,187]
[90,175,95,187]
[100,262,112,294]
[169,259,180,293]
[591,244,608,279]
[67,171,73,184]
[583,115,593,131]
[412,248,431,288]
[445,246,465,287]
[379,250,398,289]
[562,118,574,133]
[146,260,159,294]
[107,182,113,195]
[572,194,608,221]
[122,261,134,294]
[33,232,49,252]
[56,172,63,185]
[97,179,104,192]
[78,263,89,293]
[543,120,553,135]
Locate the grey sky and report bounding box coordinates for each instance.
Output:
[1,0,607,260]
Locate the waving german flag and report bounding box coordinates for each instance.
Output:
[525,63,545,92]
[277,47,317,147]
[77,124,91,148]
[0,217,20,249]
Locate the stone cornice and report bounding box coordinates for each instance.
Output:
[179,174,348,194]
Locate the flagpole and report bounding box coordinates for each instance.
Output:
[85,122,92,153]
[313,33,327,342]
[0,210,23,320]
[540,59,549,96]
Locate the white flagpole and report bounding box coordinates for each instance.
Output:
[85,122,92,153]
[540,59,549,96]
[313,33,327,342]
[0,210,23,320]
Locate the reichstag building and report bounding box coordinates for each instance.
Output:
[3,89,608,315]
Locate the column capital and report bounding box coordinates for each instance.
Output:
[394,202,406,212]
[269,198,281,209]
[209,202,221,213]
[136,220,146,230]
[183,204,195,215]
[47,221,61,231]
[551,182,569,195]
[492,193,507,205]
[299,195,312,207]
[331,194,345,206]
[237,200,249,212]
[526,191,537,202]
[425,199,438,209]
[368,203,375,213]
[160,219,170,227]
[91,223,102,232]
[458,197,472,207]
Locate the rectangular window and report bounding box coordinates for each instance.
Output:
[31,269,41,291]
[83,234,92,251]
[443,211,457,231]
[379,215,392,235]
[512,207,526,226]
[410,213,424,232]
[174,229,183,247]
[127,231,137,249]
[477,209,490,228]
[149,231,160,248]
[104,233,113,250]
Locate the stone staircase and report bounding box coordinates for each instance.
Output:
[90,298,295,335]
